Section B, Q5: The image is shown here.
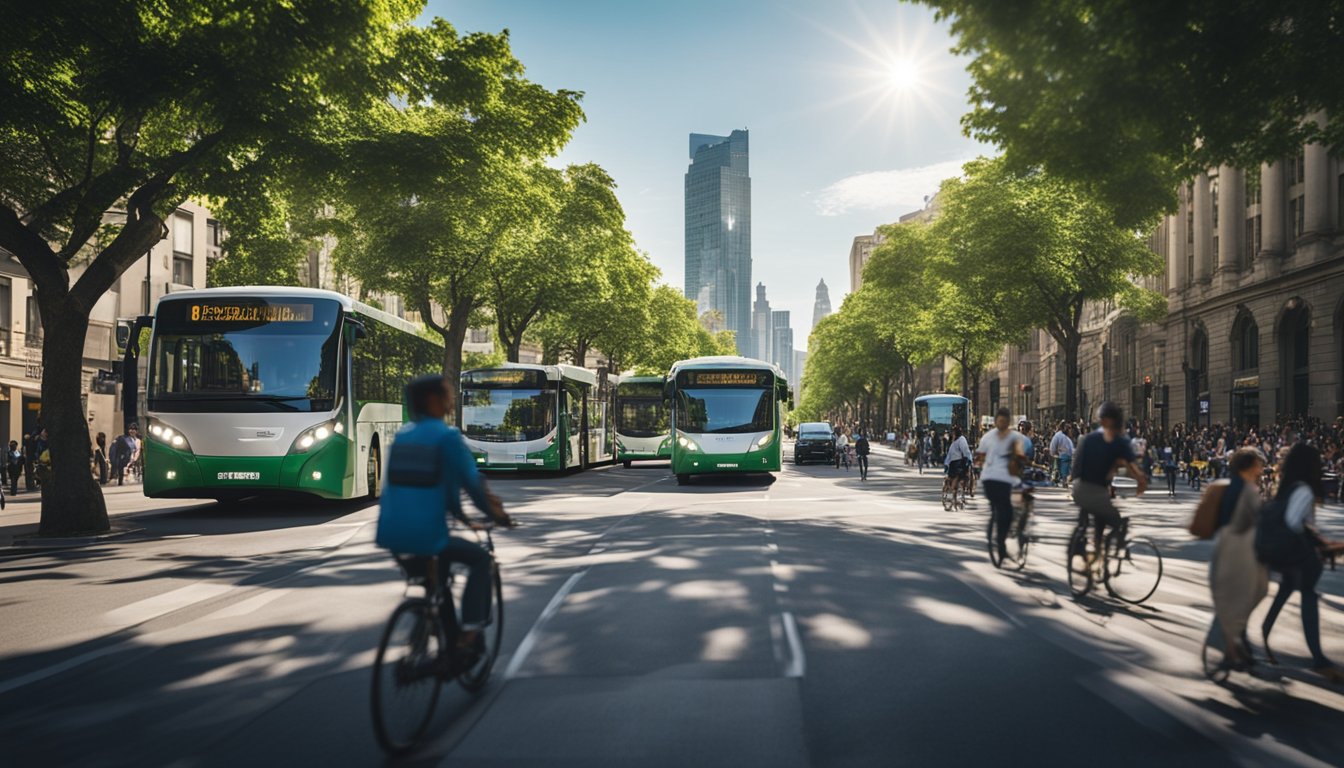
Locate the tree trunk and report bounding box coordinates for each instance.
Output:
[573,340,588,369]
[1063,334,1081,421]
[970,366,983,424]
[38,299,108,536]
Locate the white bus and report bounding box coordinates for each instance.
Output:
[143,287,441,500]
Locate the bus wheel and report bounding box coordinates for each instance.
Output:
[676,473,691,486]
[367,444,382,500]
[622,460,632,469]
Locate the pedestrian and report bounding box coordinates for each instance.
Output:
[854,431,870,480]
[33,428,50,488]
[94,432,109,485]
[110,424,137,486]
[920,429,933,475]
[1259,443,1344,682]
[5,440,21,496]
[1050,421,1074,487]
[1207,447,1268,669]
[1162,445,1179,498]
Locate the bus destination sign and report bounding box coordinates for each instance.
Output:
[465,369,546,388]
[683,370,770,387]
[189,302,314,323]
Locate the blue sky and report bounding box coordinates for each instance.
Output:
[428,0,988,348]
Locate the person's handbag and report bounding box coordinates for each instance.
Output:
[1187,479,1229,539]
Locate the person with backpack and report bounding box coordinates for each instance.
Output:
[853,432,871,480]
[110,424,138,486]
[1207,447,1268,670]
[1258,443,1344,682]
[5,440,21,496]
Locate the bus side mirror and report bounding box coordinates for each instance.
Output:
[347,319,368,340]
[663,380,674,400]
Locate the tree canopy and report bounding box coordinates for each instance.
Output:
[920,0,1344,226]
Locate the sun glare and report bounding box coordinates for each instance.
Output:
[886,58,921,93]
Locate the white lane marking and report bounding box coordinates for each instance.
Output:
[626,475,672,493]
[502,569,587,680]
[102,583,235,627]
[780,611,806,678]
[206,589,293,621]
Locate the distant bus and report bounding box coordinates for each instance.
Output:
[614,375,670,467]
[914,393,972,435]
[460,364,614,471]
[144,287,441,500]
[666,356,791,485]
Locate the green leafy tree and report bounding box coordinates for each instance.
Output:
[934,157,1166,418]
[920,0,1344,226]
[0,0,440,535]
[329,37,582,395]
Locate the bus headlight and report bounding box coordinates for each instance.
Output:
[290,421,340,454]
[677,433,701,452]
[755,432,774,449]
[148,419,193,454]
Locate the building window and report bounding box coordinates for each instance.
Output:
[469,327,490,344]
[1244,215,1261,264]
[1290,195,1305,239]
[172,212,193,286]
[1245,171,1261,206]
[206,218,222,248]
[0,278,10,357]
[25,294,42,348]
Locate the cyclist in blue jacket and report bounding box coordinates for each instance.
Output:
[377,375,513,655]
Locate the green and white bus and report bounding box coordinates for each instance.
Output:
[614,374,670,467]
[143,287,441,500]
[460,364,615,471]
[666,356,791,485]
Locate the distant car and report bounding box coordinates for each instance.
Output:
[794,422,836,465]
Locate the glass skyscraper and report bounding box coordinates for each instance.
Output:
[685,130,751,355]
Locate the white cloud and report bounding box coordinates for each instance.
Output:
[813,158,969,216]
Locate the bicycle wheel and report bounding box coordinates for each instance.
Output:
[458,566,505,692]
[371,600,444,755]
[1065,525,1093,598]
[1105,536,1163,604]
[942,481,955,511]
[953,481,965,511]
[1008,503,1030,570]
[986,514,1004,568]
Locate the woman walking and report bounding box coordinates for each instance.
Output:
[1207,447,1268,669]
[94,432,109,485]
[1260,443,1344,682]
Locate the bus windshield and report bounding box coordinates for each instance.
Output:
[461,388,555,442]
[676,388,774,434]
[617,397,667,437]
[150,298,342,413]
[917,399,969,431]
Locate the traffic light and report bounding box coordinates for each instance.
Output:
[1143,375,1153,400]
[1018,383,1033,393]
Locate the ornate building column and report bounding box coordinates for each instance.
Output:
[1193,172,1213,283]
[1217,165,1242,274]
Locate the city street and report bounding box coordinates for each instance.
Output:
[3,444,1343,767]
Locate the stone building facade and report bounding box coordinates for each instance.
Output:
[1029,130,1343,428]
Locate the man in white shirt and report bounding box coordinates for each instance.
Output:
[975,407,1026,562]
[1049,422,1074,487]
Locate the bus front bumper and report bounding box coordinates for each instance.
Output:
[144,437,352,499]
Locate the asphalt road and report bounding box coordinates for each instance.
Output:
[2,444,1343,767]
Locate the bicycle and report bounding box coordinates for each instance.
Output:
[941,469,964,512]
[371,524,506,755]
[1065,515,1163,603]
[987,484,1032,570]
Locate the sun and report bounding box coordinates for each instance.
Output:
[885,58,921,93]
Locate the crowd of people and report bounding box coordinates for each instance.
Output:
[0,420,144,498]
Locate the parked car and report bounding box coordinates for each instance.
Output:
[794,422,836,465]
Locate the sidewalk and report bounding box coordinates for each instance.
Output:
[0,482,158,548]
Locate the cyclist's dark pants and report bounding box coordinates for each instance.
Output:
[439,537,492,630]
[1073,480,1122,544]
[983,480,1014,548]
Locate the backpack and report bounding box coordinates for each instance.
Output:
[1187,479,1228,539]
[1255,485,1314,569]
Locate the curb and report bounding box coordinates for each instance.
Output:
[0,525,146,555]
